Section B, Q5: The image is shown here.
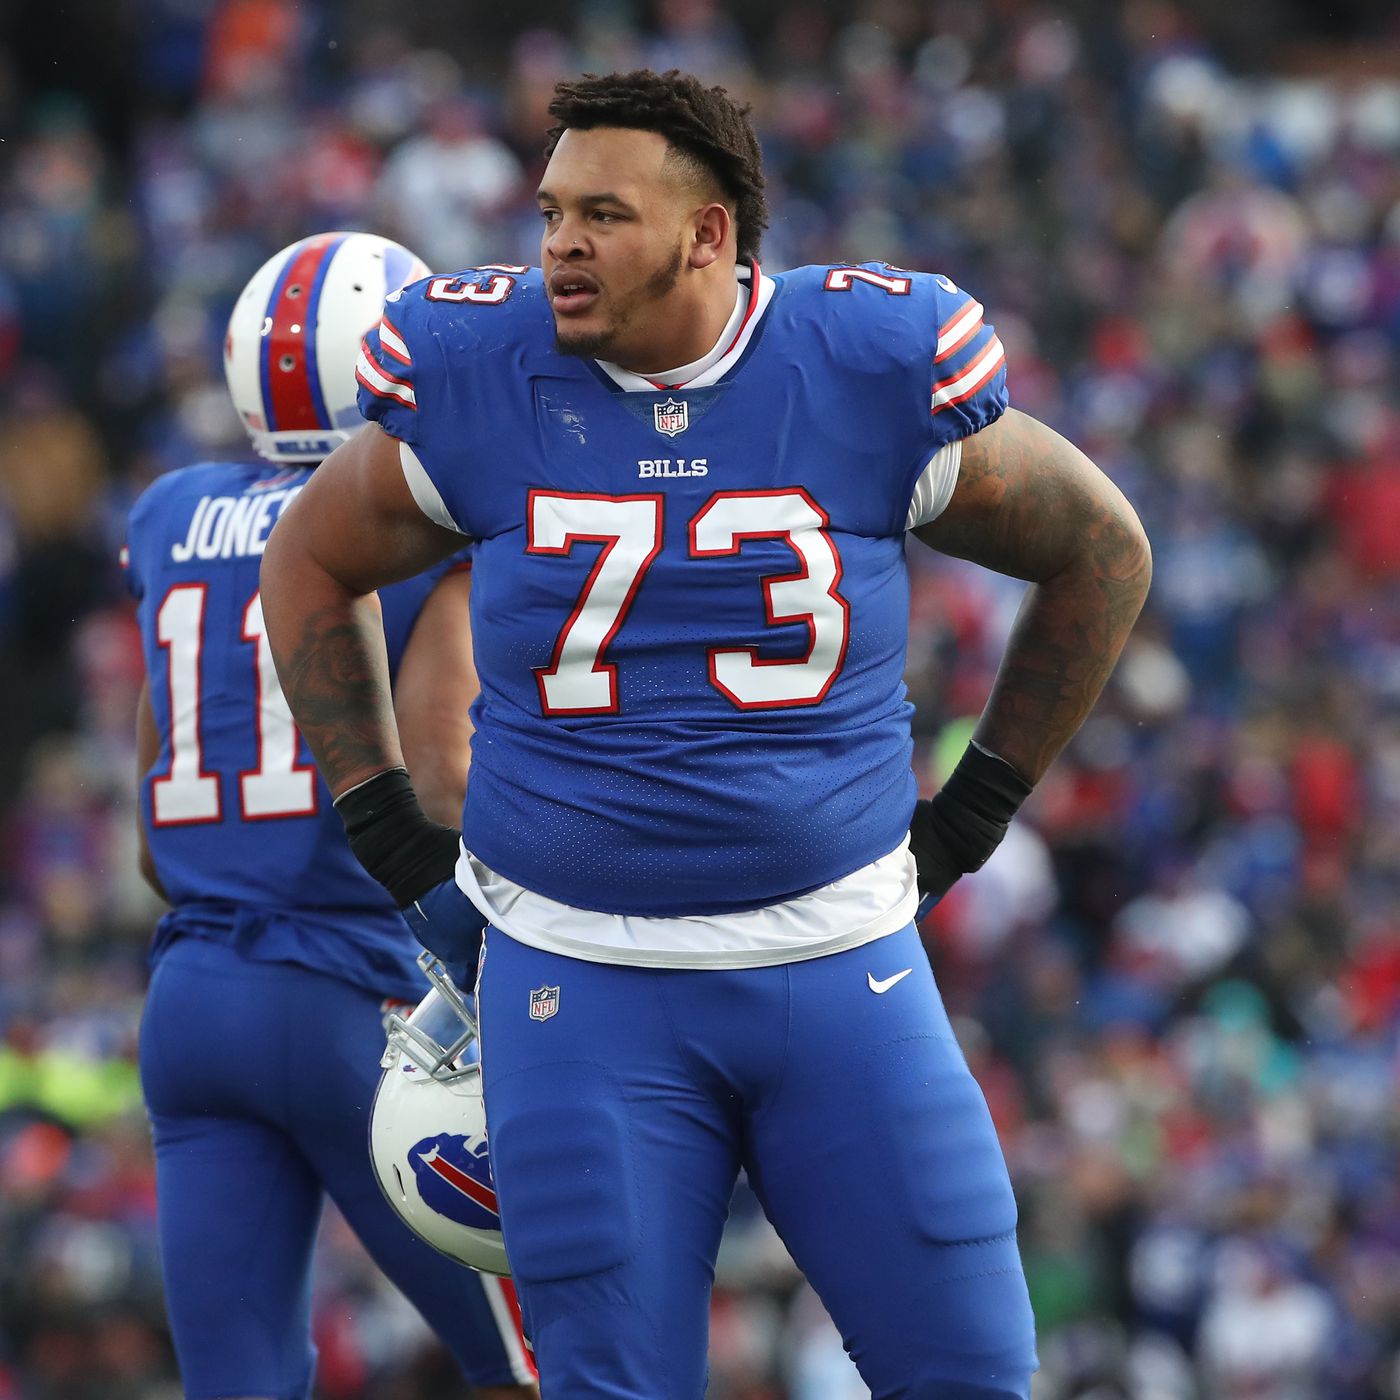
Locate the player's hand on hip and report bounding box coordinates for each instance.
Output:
[909,742,1035,920]
[402,876,488,986]
[910,799,960,919]
[333,766,486,975]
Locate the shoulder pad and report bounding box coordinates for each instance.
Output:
[356,267,547,443]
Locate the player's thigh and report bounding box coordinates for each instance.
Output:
[479,931,740,1400]
[140,940,332,1398]
[145,1105,323,1400]
[747,927,1036,1400]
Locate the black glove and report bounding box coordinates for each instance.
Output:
[909,743,1033,908]
[335,767,460,907]
[334,768,488,973]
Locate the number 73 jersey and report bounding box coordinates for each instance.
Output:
[358,261,1007,918]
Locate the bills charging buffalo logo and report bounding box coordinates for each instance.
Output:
[653,397,689,437]
[409,1133,499,1229]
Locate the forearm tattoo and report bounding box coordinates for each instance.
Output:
[274,603,400,795]
[919,410,1153,782]
[977,559,1148,781]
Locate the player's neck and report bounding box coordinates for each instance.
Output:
[613,265,743,379]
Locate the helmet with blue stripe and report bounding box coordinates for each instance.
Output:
[224,231,430,463]
[370,955,510,1276]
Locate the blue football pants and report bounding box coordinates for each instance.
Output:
[139,935,534,1400]
[478,922,1037,1399]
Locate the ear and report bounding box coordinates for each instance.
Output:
[688,202,731,269]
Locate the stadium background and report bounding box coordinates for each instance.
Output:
[3,0,1400,1395]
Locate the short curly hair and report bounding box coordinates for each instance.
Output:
[545,69,769,263]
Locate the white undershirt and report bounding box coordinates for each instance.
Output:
[458,840,920,969]
[592,264,771,393]
[907,439,962,529]
[597,279,746,387]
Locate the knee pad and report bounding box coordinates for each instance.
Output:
[487,1061,638,1284]
[868,1035,1019,1250]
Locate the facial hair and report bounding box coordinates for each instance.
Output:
[553,243,684,361]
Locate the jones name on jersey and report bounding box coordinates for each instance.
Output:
[168,481,304,562]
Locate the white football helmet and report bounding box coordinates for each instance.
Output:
[370,954,510,1276]
[224,231,430,462]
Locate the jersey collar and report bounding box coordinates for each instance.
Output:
[593,262,774,392]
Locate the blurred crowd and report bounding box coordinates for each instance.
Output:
[3,0,1400,1396]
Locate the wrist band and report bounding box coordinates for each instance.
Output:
[335,767,460,908]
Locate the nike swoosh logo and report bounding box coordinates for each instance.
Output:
[867,968,913,994]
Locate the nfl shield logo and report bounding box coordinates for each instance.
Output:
[529,985,560,1021]
[653,397,689,437]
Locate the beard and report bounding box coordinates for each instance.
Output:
[553,244,684,361]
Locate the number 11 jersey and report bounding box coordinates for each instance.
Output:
[357,261,1007,923]
[124,460,465,997]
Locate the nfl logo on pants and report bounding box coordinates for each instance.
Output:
[529,985,560,1021]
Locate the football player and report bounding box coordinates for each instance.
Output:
[261,74,1153,1400]
[126,232,537,1400]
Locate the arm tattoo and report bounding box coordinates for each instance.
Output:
[274,601,402,796]
[916,409,1152,782]
[978,554,1149,781]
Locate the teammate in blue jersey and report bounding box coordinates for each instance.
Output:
[261,72,1153,1399]
[126,232,537,1400]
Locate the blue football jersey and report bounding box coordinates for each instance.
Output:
[357,262,1006,916]
[125,460,468,996]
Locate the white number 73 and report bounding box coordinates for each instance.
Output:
[528,489,849,715]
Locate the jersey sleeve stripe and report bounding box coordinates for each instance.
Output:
[931,336,1005,415]
[360,332,414,388]
[934,299,985,364]
[355,344,417,409]
[377,314,413,366]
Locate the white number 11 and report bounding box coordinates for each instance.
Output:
[152,584,317,825]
